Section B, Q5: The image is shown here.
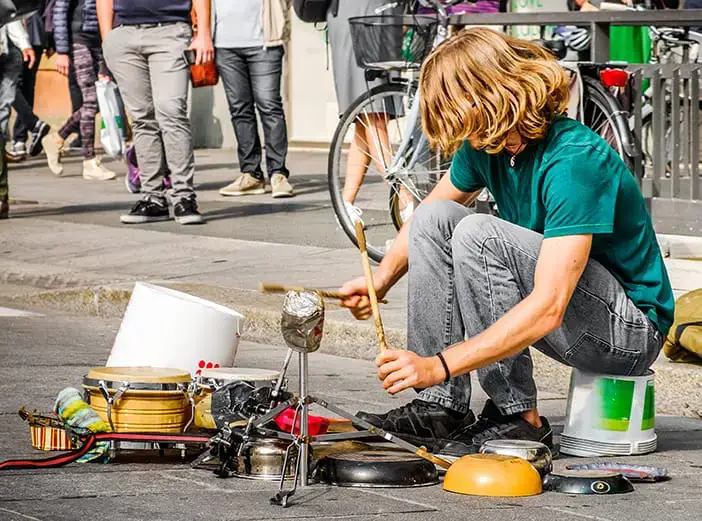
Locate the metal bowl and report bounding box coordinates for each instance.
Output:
[231,437,297,481]
[479,440,553,477]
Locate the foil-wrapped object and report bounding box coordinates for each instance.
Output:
[280,291,325,353]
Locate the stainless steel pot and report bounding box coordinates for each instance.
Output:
[479,440,553,477]
[231,438,297,481]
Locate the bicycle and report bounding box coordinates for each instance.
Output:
[328,0,636,261]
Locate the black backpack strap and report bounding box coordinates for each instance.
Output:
[675,321,702,347]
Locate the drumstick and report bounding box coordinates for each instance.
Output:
[354,221,388,353]
[259,282,388,305]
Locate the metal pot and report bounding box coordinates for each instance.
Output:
[231,437,297,481]
[479,440,553,477]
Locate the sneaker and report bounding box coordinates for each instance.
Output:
[10,141,26,158]
[28,121,50,156]
[120,197,170,224]
[356,399,474,449]
[218,173,265,196]
[42,134,64,176]
[125,145,141,193]
[174,197,205,225]
[434,400,553,461]
[0,197,8,219]
[271,173,295,198]
[83,158,116,181]
[344,201,364,226]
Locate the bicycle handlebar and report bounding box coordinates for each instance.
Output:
[417,0,466,9]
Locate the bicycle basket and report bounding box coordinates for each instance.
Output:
[349,15,438,71]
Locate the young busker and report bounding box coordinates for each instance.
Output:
[337,28,674,460]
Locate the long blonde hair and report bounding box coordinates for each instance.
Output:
[419,28,570,156]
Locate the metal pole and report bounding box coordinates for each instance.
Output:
[299,351,309,487]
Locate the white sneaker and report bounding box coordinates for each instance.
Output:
[83,158,116,180]
[42,134,64,176]
[344,201,364,226]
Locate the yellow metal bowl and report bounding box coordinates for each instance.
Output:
[443,453,543,497]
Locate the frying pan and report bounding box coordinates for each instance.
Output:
[543,470,634,495]
[313,449,439,488]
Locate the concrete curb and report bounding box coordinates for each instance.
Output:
[4,280,701,419]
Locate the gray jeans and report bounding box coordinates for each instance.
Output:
[103,23,195,202]
[0,46,22,140]
[215,46,288,178]
[409,201,663,416]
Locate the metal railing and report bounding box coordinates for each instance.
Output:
[449,10,702,235]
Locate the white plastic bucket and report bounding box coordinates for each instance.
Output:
[107,283,244,375]
[561,369,656,457]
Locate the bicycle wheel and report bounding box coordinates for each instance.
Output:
[328,80,445,262]
[582,76,635,172]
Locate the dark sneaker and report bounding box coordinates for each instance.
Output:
[356,399,474,449]
[174,197,204,225]
[434,400,553,460]
[29,120,50,156]
[120,197,170,224]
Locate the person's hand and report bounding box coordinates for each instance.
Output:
[98,74,111,82]
[45,48,55,58]
[55,54,70,76]
[338,276,380,320]
[376,349,444,395]
[21,48,35,69]
[189,32,214,65]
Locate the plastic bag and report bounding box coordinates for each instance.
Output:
[96,78,125,158]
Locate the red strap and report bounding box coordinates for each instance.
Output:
[0,432,211,470]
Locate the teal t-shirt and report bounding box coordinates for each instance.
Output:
[450,116,674,335]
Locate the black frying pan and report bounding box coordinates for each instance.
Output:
[544,470,634,495]
[313,450,439,488]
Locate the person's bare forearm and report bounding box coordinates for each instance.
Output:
[96,0,114,40]
[192,0,212,37]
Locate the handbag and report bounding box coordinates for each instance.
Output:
[96,78,126,158]
[292,0,338,24]
[189,7,218,88]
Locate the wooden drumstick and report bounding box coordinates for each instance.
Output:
[354,221,388,353]
[259,282,388,304]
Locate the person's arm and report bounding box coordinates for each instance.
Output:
[6,20,32,53]
[338,171,481,320]
[52,0,71,75]
[189,0,214,65]
[96,0,114,41]
[378,234,592,394]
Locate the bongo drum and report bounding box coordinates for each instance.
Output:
[193,367,282,431]
[82,367,192,433]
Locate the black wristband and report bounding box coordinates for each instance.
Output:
[436,352,451,383]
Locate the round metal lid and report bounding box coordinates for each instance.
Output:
[85,366,191,383]
[199,367,280,381]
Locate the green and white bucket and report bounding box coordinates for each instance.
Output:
[560,369,657,457]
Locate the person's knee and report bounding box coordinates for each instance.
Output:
[451,213,502,251]
[411,200,469,241]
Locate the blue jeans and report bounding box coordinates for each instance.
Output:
[216,46,289,179]
[408,201,663,415]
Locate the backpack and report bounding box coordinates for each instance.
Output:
[292,0,338,24]
[663,289,702,364]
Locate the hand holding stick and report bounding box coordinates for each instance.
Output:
[260,282,388,305]
[354,222,388,353]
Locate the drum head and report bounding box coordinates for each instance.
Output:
[200,367,280,382]
[85,366,191,384]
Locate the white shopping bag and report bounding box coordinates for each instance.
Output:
[96,78,125,158]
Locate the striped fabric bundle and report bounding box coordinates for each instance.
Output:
[54,388,111,433]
